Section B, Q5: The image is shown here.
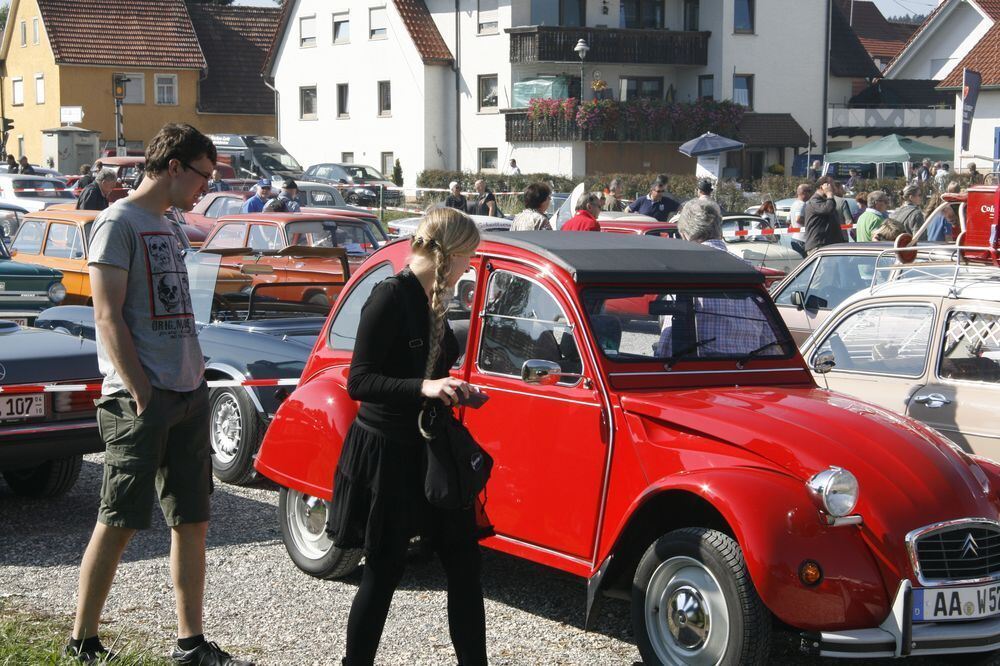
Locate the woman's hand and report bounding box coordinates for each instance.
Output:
[421,376,470,406]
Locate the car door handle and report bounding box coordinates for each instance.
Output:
[913,393,951,408]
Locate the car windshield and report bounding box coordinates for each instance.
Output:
[0,237,9,258]
[185,251,331,324]
[286,220,378,255]
[344,166,384,180]
[9,179,74,199]
[581,287,795,362]
[252,149,302,172]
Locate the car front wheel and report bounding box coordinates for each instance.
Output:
[2,455,82,497]
[209,387,261,485]
[278,487,362,579]
[632,527,770,666]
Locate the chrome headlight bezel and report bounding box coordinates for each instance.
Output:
[807,466,859,517]
[48,281,67,304]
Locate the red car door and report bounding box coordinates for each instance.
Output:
[461,260,609,562]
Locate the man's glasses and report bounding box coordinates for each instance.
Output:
[653,188,664,193]
[180,161,212,181]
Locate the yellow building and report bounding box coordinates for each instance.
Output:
[0,0,277,169]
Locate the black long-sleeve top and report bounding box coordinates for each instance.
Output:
[347,268,458,434]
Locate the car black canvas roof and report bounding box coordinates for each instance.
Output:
[486,232,763,285]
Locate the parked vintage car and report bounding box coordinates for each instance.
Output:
[201,212,359,305]
[35,251,333,485]
[254,231,1000,663]
[0,321,102,498]
[0,236,65,325]
[388,213,511,238]
[0,174,75,213]
[0,201,30,241]
[799,257,1000,461]
[302,162,403,207]
[8,209,197,305]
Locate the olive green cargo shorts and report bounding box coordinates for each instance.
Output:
[94,383,212,530]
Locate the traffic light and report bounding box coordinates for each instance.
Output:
[1,117,13,133]
[112,73,127,100]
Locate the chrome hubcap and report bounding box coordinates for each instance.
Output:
[210,393,242,464]
[285,489,334,560]
[645,555,730,666]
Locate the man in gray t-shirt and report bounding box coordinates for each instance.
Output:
[67,124,254,666]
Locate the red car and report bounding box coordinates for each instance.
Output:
[254,232,1000,664]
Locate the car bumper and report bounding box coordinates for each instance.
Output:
[802,579,1000,658]
[0,418,102,468]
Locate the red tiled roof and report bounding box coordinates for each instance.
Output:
[188,4,278,116]
[938,21,1000,88]
[394,0,453,64]
[834,0,908,62]
[37,0,205,69]
[263,0,451,76]
[975,0,1000,19]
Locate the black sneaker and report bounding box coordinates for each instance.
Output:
[170,640,254,665]
[63,642,118,664]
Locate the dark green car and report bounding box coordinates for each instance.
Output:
[0,236,65,325]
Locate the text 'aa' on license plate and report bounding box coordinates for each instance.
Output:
[0,394,45,421]
[914,584,1000,622]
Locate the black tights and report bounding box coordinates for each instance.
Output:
[344,535,487,665]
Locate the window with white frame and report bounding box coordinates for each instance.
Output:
[333,12,350,43]
[34,74,44,104]
[300,86,317,120]
[19,21,26,47]
[341,152,354,163]
[478,148,498,171]
[478,0,498,34]
[733,74,753,108]
[381,152,394,177]
[123,73,144,104]
[337,83,349,117]
[478,74,498,111]
[300,15,316,47]
[155,74,177,105]
[32,18,39,44]
[377,80,391,116]
[11,78,23,106]
[369,7,387,39]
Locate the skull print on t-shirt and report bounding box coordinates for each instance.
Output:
[141,231,193,318]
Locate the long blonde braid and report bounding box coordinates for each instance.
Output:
[411,207,480,379]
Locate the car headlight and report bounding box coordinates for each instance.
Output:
[359,188,376,197]
[806,466,859,517]
[48,281,67,304]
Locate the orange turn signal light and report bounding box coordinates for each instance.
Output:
[799,560,823,587]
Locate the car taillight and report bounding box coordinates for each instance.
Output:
[54,388,101,414]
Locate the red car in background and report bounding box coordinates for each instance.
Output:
[254,232,1000,664]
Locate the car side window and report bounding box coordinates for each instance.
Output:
[477,270,581,383]
[774,259,818,305]
[329,263,395,351]
[801,255,878,311]
[12,219,46,254]
[205,223,246,249]
[206,198,228,218]
[450,267,477,368]
[814,304,934,377]
[248,224,281,251]
[939,311,1000,383]
[310,191,335,206]
[42,222,81,259]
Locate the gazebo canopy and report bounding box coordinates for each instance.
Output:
[824,134,952,165]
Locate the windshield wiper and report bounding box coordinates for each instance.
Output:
[663,337,716,370]
[736,340,791,369]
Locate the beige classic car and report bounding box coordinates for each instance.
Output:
[800,267,1000,460]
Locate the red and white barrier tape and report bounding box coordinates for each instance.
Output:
[722,223,856,238]
[0,377,300,394]
[13,188,69,194]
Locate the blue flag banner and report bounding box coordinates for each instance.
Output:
[962,68,982,152]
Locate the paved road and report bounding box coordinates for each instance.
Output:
[0,455,956,664]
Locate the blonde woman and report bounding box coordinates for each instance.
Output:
[327,207,486,666]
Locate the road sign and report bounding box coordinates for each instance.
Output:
[59,106,83,124]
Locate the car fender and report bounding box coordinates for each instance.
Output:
[203,362,265,415]
[253,364,355,499]
[610,467,891,631]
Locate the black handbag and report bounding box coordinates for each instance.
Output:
[418,403,493,511]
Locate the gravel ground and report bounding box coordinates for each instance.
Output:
[0,454,956,665]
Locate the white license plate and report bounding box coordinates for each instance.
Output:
[5,317,27,326]
[914,583,1000,622]
[0,394,45,421]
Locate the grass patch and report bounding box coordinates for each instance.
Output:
[0,600,172,665]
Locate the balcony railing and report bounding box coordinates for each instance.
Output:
[504,110,686,143]
[827,107,955,130]
[507,26,709,66]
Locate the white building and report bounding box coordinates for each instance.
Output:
[265,1,828,188]
[882,0,1000,173]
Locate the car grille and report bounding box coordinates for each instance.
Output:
[913,521,1000,583]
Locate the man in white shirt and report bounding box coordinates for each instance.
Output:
[508,158,521,176]
[787,182,813,242]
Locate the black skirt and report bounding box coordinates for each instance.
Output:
[326,417,483,555]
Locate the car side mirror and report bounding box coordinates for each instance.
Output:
[791,290,805,310]
[813,351,836,374]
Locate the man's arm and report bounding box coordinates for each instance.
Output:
[90,263,153,414]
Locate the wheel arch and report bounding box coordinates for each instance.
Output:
[205,362,265,414]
